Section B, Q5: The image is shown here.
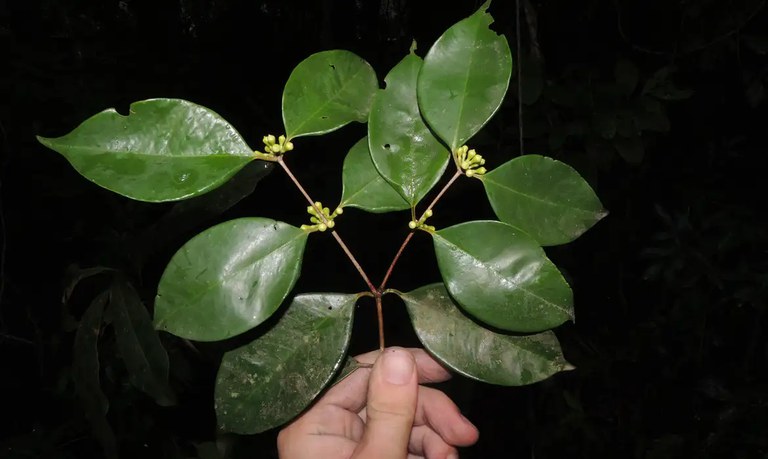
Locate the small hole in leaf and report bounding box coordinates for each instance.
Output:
[384,144,391,150]
[321,116,328,120]
[330,64,336,70]
[327,306,333,310]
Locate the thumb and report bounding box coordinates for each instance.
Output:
[352,347,418,459]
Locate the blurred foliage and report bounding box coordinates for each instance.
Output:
[1,0,767,458]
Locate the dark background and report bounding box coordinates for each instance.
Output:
[1,0,767,458]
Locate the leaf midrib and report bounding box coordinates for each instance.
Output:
[403,289,563,365]
[433,236,571,317]
[286,62,369,137]
[156,229,307,330]
[50,142,253,159]
[484,176,600,216]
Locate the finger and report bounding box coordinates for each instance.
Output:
[408,425,459,459]
[319,348,452,413]
[278,428,358,459]
[351,347,418,459]
[355,348,452,384]
[358,386,478,447]
[413,386,479,447]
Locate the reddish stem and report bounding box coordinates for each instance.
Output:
[277,157,376,293]
[378,170,463,291]
[375,294,385,350]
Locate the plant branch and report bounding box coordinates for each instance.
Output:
[277,157,376,293]
[379,170,462,291]
[379,231,414,291]
[375,295,385,350]
[425,169,462,214]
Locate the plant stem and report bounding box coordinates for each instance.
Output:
[379,231,413,290]
[425,169,462,215]
[331,230,376,293]
[375,294,385,350]
[277,157,376,293]
[378,170,463,291]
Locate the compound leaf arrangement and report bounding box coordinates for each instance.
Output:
[38,2,605,435]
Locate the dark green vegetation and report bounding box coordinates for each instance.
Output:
[2,0,767,458]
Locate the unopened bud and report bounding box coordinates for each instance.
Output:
[424,209,433,218]
[318,223,327,232]
[278,135,286,145]
[285,141,294,151]
[327,220,335,229]
[408,221,417,229]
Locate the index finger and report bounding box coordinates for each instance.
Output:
[317,348,452,412]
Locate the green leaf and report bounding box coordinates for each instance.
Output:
[136,161,274,257]
[400,284,573,385]
[72,291,118,459]
[108,277,175,406]
[283,50,378,139]
[215,293,357,434]
[432,220,573,333]
[368,52,451,206]
[417,1,512,150]
[154,218,308,341]
[36,99,255,202]
[482,155,606,246]
[340,136,411,212]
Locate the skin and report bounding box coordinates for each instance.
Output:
[278,347,479,459]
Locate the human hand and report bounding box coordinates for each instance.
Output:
[277,347,479,459]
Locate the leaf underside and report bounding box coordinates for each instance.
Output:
[215,293,356,434]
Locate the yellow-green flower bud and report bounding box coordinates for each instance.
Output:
[267,134,276,145]
[318,223,327,232]
[327,220,335,229]
[408,221,417,229]
[475,167,487,175]
[424,209,433,218]
[466,169,475,177]
[278,135,286,145]
[335,208,343,216]
[285,141,294,151]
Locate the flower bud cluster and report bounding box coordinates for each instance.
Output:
[301,202,343,232]
[254,134,294,160]
[455,145,487,177]
[408,209,435,232]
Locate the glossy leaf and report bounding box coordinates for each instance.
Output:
[482,155,607,246]
[432,220,573,333]
[368,52,450,206]
[340,136,410,212]
[401,284,573,385]
[417,1,512,150]
[108,277,175,406]
[154,218,308,341]
[72,291,118,458]
[215,293,357,434]
[136,161,274,257]
[37,99,255,202]
[283,50,378,139]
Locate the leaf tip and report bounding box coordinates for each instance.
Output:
[562,362,576,372]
